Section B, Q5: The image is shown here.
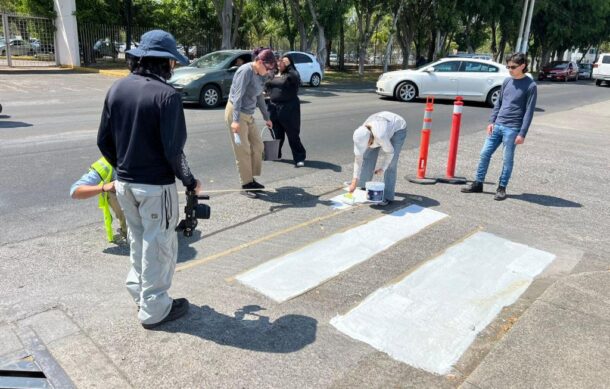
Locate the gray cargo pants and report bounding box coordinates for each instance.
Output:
[115,181,179,325]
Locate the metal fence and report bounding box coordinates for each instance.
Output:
[78,23,219,66]
[0,12,57,67]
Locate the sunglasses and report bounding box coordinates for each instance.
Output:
[506,65,521,70]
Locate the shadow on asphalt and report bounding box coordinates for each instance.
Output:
[509,193,582,208]
[372,191,441,214]
[156,304,317,353]
[0,114,10,119]
[255,186,334,212]
[102,243,129,256]
[0,120,33,129]
[272,159,342,172]
[178,229,203,262]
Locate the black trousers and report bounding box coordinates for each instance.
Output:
[269,99,306,163]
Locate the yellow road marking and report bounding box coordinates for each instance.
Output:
[176,206,354,272]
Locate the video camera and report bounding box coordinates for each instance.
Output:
[176,190,211,237]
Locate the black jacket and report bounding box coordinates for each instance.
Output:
[266,66,300,103]
[97,73,196,189]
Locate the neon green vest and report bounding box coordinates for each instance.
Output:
[90,157,114,242]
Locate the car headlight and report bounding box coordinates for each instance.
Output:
[171,74,205,86]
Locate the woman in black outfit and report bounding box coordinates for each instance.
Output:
[266,55,307,167]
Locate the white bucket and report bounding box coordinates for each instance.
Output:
[365,181,385,203]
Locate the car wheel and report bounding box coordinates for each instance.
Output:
[486,86,501,107]
[596,79,603,86]
[310,73,321,87]
[395,81,418,102]
[199,84,221,108]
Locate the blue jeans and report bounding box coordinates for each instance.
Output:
[475,124,519,188]
[358,129,407,201]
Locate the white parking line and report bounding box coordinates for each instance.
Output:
[330,231,555,375]
[236,205,448,302]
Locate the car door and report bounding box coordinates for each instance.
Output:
[419,60,461,97]
[291,53,314,83]
[457,61,500,100]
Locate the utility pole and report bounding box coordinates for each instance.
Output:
[521,0,536,54]
[515,0,528,53]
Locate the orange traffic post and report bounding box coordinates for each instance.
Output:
[407,96,437,185]
[438,96,467,184]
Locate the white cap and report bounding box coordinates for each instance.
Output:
[353,125,370,156]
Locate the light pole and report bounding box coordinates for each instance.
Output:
[515,0,528,54]
[521,0,536,54]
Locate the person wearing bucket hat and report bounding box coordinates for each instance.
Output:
[225,47,275,199]
[98,29,201,329]
[348,111,408,206]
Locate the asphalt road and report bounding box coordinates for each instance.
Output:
[0,71,608,245]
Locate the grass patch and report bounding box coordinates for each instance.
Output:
[323,69,383,84]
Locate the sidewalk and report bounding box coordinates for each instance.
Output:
[1,98,609,388]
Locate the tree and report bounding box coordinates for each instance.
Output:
[213,0,245,49]
[353,0,386,75]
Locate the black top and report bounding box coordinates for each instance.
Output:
[266,66,300,103]
[97,73,196,189]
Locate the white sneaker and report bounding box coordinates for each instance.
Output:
[377,200,390,206]
[296,161,305,167]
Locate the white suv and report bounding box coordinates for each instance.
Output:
[592,53,610,86]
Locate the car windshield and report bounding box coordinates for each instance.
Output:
[190,52,235,69]
[548,62,568,69]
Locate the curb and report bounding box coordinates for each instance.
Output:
[61,65,128,78]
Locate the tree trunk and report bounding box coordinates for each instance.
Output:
[338,19,345,70]
[281,0,296,50]
[383,1,403,73]
[307,0,327,74]
[396,27,412,69]
[230,0,244,49]
[326,40,332,68]
[290,0,307,51]
[218,0,233,50]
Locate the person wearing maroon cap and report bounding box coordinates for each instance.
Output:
[225,48,275,198]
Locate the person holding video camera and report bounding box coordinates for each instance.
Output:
[97,30,201,330]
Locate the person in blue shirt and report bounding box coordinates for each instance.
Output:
[70,157,127,244]
[461,52,538,201]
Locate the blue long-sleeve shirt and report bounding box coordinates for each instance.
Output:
[228,63,270,123]
[489,76,537,138]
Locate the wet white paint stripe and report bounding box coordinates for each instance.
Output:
[330,231,555,375]
[236,205,447,302]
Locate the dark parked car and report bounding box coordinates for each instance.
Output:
[168,50,252,108]
[538,61,579,81]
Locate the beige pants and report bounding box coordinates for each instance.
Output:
[225,101,263,185]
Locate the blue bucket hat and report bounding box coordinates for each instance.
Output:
[126,30,188,65]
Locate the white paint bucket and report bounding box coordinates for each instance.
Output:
[365,181,385,203]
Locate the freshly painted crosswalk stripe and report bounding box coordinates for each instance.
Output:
[236,204,447,302]
[330,231,555,375]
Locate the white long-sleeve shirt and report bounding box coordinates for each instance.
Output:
[353,111,407,179]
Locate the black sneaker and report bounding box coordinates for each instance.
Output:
[461,181,483,193]
[251,180,265,189]
[494,186,507,201]
[142,298,189,329]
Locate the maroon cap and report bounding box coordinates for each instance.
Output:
[256,49,277,69]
